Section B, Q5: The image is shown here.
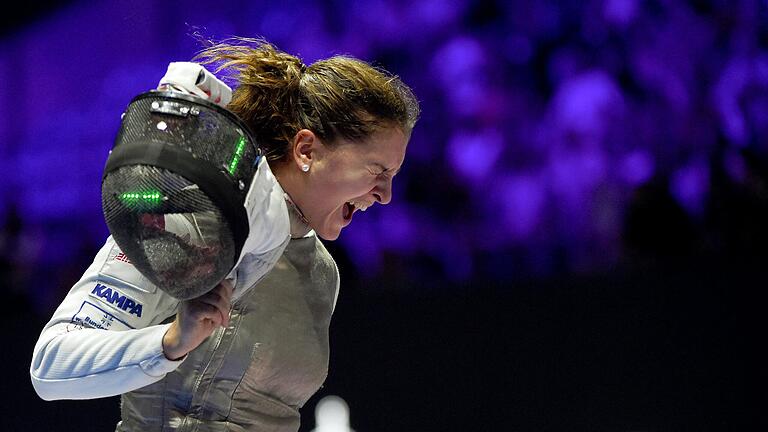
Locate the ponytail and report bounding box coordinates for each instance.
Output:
[195,37,420,163]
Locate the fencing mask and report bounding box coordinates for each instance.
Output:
[102,90,260,300]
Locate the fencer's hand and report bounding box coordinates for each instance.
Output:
[162,280,233,361]
[157,62,233,107]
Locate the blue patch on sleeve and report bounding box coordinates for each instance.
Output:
[88,283,144,317]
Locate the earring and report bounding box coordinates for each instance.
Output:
[301,164,310,172]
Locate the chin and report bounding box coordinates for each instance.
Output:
[314,221,342,241]
[316,228,341,241]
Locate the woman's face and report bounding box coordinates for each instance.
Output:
[295,126,409,240]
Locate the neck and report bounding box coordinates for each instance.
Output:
[272,162,312,238]
[272,161,305,208]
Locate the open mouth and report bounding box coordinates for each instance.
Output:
[343,202,355,222]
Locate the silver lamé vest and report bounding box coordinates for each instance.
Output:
[117,210,339,432]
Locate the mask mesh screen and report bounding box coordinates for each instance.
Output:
[102,93,257,299]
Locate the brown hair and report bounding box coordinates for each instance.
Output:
[194,37,420,162]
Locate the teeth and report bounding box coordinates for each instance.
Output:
[348,201,369,212]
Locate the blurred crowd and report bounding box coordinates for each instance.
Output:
[283,0,768,285]
[1,0,768,311]
[335,0,768,283]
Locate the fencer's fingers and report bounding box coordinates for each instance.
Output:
[213,280,234,305]
[219,280,234,300]
[197,289,231,328]
[203,290,230,326]
[218,281,234,327]
[186,301,223,328]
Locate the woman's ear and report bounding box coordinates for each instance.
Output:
[291,129,323,172]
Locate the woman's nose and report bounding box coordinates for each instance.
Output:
[374,177,393,205]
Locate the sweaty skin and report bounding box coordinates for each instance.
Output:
[275,127,409,241]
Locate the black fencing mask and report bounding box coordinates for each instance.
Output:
[102,91,260,300]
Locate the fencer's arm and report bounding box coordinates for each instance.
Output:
[31,324,178,401]
[30,237,183,401]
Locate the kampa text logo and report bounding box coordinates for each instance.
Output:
[91,284,143,317]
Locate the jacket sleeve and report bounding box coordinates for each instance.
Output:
[30,236,184,401]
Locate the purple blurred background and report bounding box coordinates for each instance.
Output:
[2,1,767,431]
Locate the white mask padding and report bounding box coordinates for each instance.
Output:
[158,62,233,107]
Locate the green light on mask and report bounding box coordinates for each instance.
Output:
[119,190,163,208]
[228,136,247,175]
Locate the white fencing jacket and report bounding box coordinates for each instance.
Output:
[30,158,292,401]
